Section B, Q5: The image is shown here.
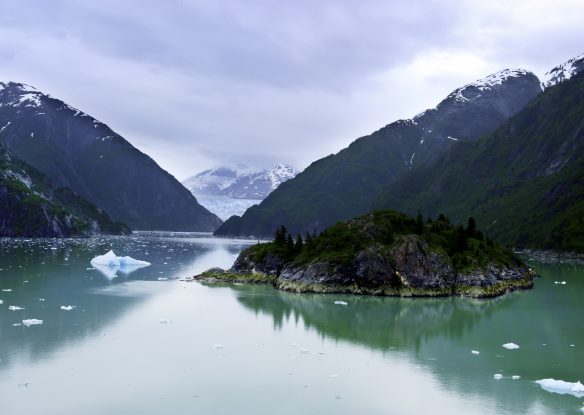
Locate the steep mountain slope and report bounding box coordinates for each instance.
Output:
[0,82,221,231]
[215,69,541,237]
[376,69,584,252]
[0,143,130,237]
[183,164,298,220]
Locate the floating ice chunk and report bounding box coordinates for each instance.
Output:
[213,343,224,349]
[157,277,168,281]
[12,323,22,327]
[2,289,12,292]
[334,301,348,306]
[22,319,43,327]
[535,379,584,397]
[60,305,75,311]
[494,374,503,380]
[502,343,520,350]
[8,306,24,311]
[90,250,150,279]
[471,350,480,355]
[0,300,3,304]
[38,298,46,302]
[512,375,521,380]
[561,281,567,285]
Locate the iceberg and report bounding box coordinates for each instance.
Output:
[334,301,348,306]
[60,305,75,311]
[535,379,584,397]
[22,319,43,327]
[502,343,520,350]
[494,374,503,380]
[471,350,480,355]
[90,250,151,279]
[8,306,24,311]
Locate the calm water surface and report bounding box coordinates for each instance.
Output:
[0,233,582,415]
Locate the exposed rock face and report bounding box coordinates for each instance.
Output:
[196,235,535,298]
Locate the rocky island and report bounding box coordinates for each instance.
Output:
[195,210,536,298]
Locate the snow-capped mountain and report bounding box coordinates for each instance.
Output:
[183,164,299,219]
[0,81,222,231]
[542,52,584,89]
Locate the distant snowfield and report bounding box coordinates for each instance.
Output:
[197,196,260,221]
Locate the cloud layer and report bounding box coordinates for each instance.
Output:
[0,0,582,179]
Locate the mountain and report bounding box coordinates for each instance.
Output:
[0,143,130,237]
[215,69,541,237]
[541,52,584,89]
[0,82,222,231]
[375,60,584,252]
[183,164,299,220]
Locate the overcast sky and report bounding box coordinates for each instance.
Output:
[0,0,582,180]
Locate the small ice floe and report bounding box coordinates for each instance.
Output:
[0,300,3,304]
[90,250,151,279]
[502,343,520,350]
[8,306,24,311]
[334,301,348,306]
[512,375,521,380]
[12,323,22,327]
[213,344,224,350]
[535,379,584,397]
[157,277,168,281]
[22,319,43,327]
[38,298,46,302]
[471,350,480,355]
[159,319,172,324]
[494,374,503,380]
[2,289,12,292]
[60,305,75,311]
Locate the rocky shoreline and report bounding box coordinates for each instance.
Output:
[194,235,537,298]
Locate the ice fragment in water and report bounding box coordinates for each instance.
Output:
[535,379,584,397]
[471,350,480,355]
[512,375,521,380]
[8,306,24,311]
[334,301,348,305]
[60,305,75,311]
[494,374,503,380]
[2,289,12,292]
[0,300,3,304]
[502,343,520,350]
[90,250,150,279]
[22,319,43,327]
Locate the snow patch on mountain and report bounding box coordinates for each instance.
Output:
[184,164,299,219]
[542,52,584,89]
[446,69,532,103]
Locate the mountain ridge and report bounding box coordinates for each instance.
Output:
[0,82,222,231]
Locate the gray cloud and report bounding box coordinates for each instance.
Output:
[0,0,582,180]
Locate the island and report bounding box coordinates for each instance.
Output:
[195,210,537,298]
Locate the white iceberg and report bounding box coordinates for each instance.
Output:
[494,374,503,380]
[0,300,3,304]
[471,350,480,355]
[90,250,151,279]
[22,319,43,327]
[8,306,24,311]
[60,305,75,311]
[512,375,521,380]
[334,301,348,306]
[535,379,584,397]
[502,343,520,350]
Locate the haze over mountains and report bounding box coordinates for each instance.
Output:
[0,82,221,232]
[215,52,584,252]
[183,164,298,220]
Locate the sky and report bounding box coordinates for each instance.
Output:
[0,0,582,181]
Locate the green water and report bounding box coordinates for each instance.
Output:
[0,233,582,415]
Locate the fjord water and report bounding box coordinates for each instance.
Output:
[0,234,582,415]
